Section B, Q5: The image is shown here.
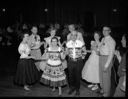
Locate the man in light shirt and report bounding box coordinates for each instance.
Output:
[99,26,116,97]
[66,34,86,97]
[67,24,85,44]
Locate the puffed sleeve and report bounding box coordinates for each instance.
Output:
[67,34,71,41]
[18,43,25,55]
[45,37,51,45]
[57,36,60,40]
[77,32,85,45]
[44,37,48,43]
[91,41,95,46]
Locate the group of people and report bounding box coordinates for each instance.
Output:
[14,24,126,97]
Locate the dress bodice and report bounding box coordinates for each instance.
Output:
[47,47,61,59]
[29,34,41,49]
[91,41,100,54]
[46,47,62,65]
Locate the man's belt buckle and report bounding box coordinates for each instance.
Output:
[72,57,80,61]
[72,58,77,61]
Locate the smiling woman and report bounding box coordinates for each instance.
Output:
[14,33,40,91]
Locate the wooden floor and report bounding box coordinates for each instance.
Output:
[0,72,102,97]
[0,46,116,97]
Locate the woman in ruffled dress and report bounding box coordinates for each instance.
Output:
[82,31,101,90]
[40,37,67,96]
[39,28,67,72]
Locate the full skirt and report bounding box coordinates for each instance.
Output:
[82,52,100,83]
[30,49,42,70]
[14,58,40,86]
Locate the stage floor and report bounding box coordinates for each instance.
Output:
[0,72,102,97]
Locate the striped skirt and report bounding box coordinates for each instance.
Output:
[40,63,67,87]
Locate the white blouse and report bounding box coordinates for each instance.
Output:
[47,47,62,65]
[18,43,30,59]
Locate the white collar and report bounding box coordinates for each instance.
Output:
[104,35,111,39]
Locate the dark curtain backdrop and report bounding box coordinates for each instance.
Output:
[20,0,95,27]
[0,0,127,28]
[38,0,93,25]
[23,0,127,28]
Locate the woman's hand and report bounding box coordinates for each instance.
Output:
[26,56,36,59]
[64,50,69,56]
[41,53,48,60]
[61,52,66,60]
[30,56,36,59]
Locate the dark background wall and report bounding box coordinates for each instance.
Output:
[0,0,127,29]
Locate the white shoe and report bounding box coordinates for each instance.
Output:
[91,85,98,90]
[24,86,30,91]
[88,84,94,88]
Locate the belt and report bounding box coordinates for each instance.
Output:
[68,57,82,61]
[99,54,108,56]
[31,48,40,50]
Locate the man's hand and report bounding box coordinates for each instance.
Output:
[103,67,108,72]
[82,56,85,59]
[103,64,108,72]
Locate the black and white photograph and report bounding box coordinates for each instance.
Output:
[0,0,127,97]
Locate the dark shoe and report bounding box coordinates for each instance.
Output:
[75,91,80,97]
[100,89,104,94]
[58,94,62,97]
[103,93,109,97]
[68,88,75,95]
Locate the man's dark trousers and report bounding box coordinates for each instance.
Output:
[67,58,83,92]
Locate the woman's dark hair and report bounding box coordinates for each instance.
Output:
[30,25,39,32]
[21,33,29,40]
[51,36,58,43]
[102,25,111,30]
[94,30,102,41]
[48,27,56,34]
[68,24,76,29]
[94,31,101,37]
